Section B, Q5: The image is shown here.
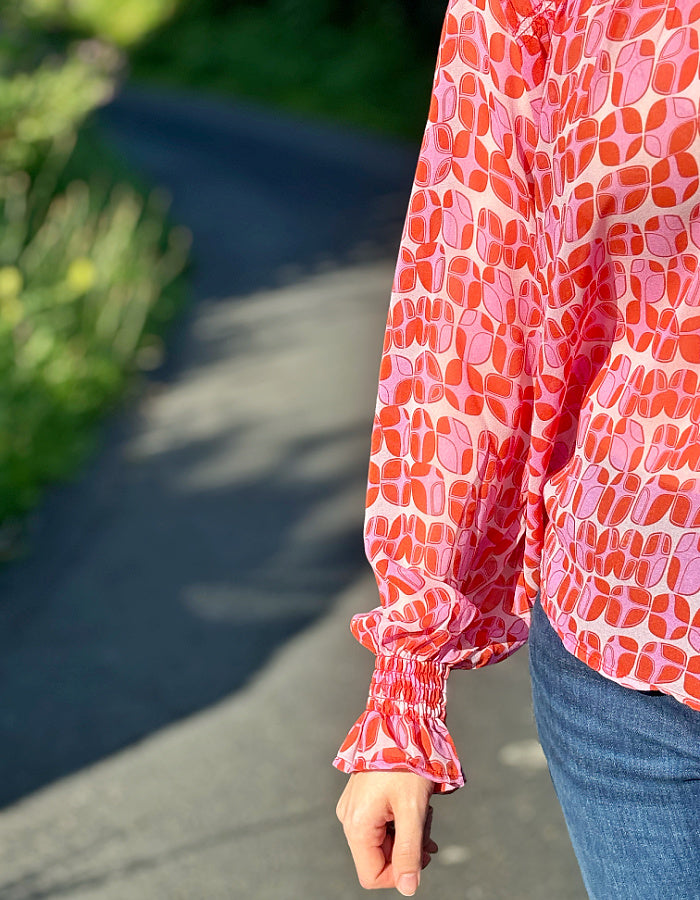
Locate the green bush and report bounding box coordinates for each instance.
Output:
[0,1,190,542]
[131,0,437,138]
[0,165,190,521]
[11,0,180,46]
[0,46,117,172]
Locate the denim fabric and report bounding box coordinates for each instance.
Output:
[529,596,700,900]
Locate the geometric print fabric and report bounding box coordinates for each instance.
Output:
[333,0,700,793]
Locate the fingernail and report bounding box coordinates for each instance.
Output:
[397,874,419,896]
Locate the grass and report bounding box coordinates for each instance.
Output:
[0,121,191,548]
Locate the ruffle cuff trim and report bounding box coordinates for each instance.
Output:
[332,707,465,794]
[332,656,464,794]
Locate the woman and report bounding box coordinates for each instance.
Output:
[333,0,700,895]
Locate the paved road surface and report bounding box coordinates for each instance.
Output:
[0,86,585,898]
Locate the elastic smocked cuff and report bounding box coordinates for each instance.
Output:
[367,654,448,719]
[333,655,464,794]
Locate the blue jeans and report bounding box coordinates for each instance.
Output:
[528,595,700,899]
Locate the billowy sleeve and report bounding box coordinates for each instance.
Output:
[333,0,554,793]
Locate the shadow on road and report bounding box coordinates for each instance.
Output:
[0,85,418,809]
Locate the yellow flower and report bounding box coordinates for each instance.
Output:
[66,257,96,294]
[0,266,23,299]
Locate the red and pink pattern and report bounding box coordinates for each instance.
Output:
[334,0,700,793]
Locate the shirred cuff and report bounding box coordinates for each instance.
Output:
[367,654,448,718]
[332,655,465,794]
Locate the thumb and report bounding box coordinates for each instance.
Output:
[391,803,426,896]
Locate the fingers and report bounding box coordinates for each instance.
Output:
[391,799,427,896]
[337,771,435,894]
[388,812,438,870]
[348,813,395,890]
[422,805,438,858]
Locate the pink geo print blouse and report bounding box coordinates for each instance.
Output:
[333,0,700,793]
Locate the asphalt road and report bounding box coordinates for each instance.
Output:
[0,85,586,899]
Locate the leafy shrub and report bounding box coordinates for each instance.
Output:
[0,44,117,172]
[0,1,190,540]
[11,0,180,46]
[0,166,190,520]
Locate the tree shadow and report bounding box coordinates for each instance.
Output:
[0,84,417,808]
[0,420,368,808]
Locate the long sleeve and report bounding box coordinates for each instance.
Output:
[333,0,554,793]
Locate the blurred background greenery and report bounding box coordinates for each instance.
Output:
[130,0,444,137]
[0,0,192,541]
[0,0,442,545]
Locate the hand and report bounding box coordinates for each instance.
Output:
[336,770,438,895]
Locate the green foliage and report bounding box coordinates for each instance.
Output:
[0,164,190,521]
[13,0,181,46]
[131,0,438,138]
[0,46,118,171]
[0,1,190,536]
